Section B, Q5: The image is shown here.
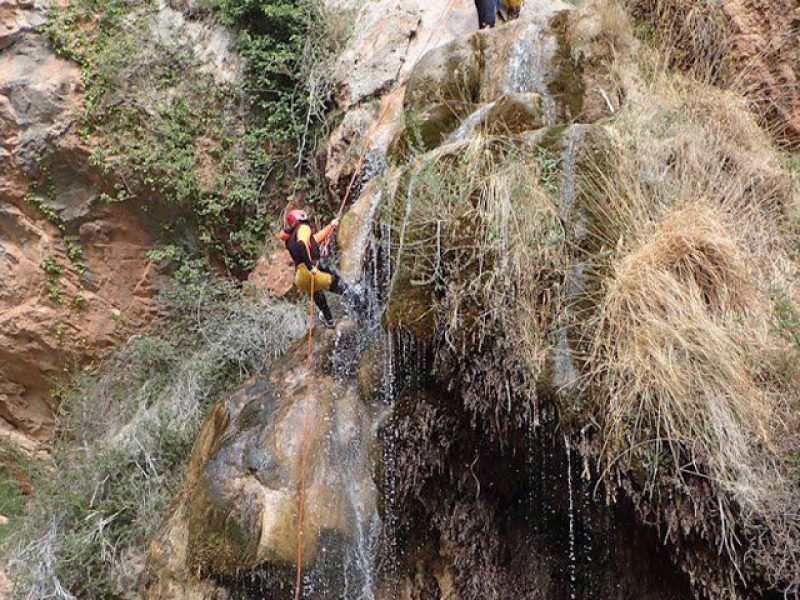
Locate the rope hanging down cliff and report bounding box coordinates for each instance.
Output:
[292,2,459,597]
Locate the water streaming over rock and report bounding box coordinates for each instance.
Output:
[505,20,560,125]
[148,4,707,597]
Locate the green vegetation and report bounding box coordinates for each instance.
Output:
[773,288,800,351]
[2,282,305,599]
[26,177,87,278]
[0,454,28,546]
[40,254,65,303]
[44,0,349,276]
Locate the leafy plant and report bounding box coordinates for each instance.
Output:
[44,0,349,277]
[41,254,64,303]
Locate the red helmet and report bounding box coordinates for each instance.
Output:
[286,209,308,228]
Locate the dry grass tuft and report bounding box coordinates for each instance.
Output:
[621,0,732,85]
[580,68,800,592]
[387,138,567,430]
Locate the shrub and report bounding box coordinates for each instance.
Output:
[45,0,349,276]
[2,286,306,599]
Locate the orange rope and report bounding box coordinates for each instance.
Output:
[334,0,461,221]
[293,274,316,600]
[291,3,460,596]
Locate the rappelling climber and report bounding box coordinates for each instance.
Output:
[474,0,496,28]
[280,208,351,329]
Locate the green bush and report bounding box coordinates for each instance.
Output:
[2,285,306,599]
[44,0,348,276]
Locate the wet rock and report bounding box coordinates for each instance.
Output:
[337,177,385,281]
[384,266,436,342]
[149,328,380,583]
[326,0,476,189]
[449,91,544,140]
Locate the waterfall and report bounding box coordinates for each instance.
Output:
[505,20,560,126]
[292,164,398,600]
[564,435,577,600]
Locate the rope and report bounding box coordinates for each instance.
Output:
[333,0,461,222]
[291,3,460,595]
[293,273,316,600]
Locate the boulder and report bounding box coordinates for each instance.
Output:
[149,325,380,582]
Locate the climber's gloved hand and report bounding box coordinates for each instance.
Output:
[331,218,340,228]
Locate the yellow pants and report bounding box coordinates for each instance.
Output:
[294,264,333,294]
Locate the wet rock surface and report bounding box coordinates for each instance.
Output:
[147,321,385,597]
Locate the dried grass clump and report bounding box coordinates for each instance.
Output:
[591,204,773,494]
[621,0,732,85]
[581,71,800,593]
[388,138,567,429]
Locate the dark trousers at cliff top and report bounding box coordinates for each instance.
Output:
[474,0,496,28]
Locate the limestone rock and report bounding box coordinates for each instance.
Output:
[326,0,476,190]
[149,327,380,584]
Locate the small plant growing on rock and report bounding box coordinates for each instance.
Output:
[40,254,64,303]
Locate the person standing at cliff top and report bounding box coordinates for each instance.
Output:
[474,0,497,28]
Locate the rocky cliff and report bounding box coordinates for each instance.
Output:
[143,0,799,598]
[1,0,799,599]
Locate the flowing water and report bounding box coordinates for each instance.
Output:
[505,19,560,125]
[294,164,395,600]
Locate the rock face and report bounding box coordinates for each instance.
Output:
[0,0,247,449]
[145,0,798,598]
[723,0,800,148]
[146,321,384,598]
[327,0,632,193]
[0,0,162,445]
